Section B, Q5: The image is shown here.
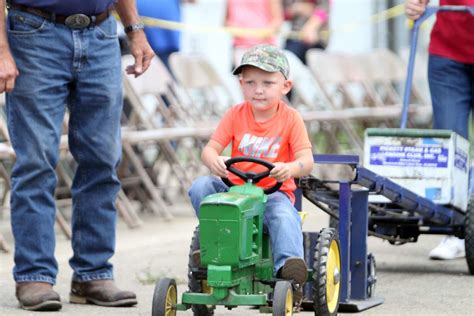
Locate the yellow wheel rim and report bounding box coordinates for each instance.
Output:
[285,287,293,316]
[326,239,341,313]
[165,285,177,316]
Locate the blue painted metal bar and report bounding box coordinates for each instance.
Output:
[294,188,302,211]
[314,154,359,166]
[338,181,351,302]
[350,190,370,300]
[401,5,474,128]
[356,167,455,224]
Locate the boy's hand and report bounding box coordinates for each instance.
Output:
[210,156,229,178]
[270,162,291,182]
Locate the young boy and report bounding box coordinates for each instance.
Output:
[188,44,314,286]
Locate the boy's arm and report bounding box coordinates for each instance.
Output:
[269,148,314,182]
[291,148,314,178]
[201,140,228,178]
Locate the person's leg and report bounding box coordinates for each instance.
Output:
[428,54,472,259]
[6,9,70,310]
[188,176,229,216]
[464,63,474,257]
[7,12,69,286]
[67,16,122,283]
[66,17,136,307]
[429,54,472,139]
[264,192,304,274]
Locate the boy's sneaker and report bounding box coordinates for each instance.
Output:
[429,236,465,260]
[280,257,307,285]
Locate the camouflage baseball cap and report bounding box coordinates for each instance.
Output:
[232,44,290,79]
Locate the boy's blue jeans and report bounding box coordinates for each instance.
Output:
[188,176,304,273]
[6,10,122,284]
[428,54,474,140]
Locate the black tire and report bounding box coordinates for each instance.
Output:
[152,278,177,316]
[312,228,341,316]
[465,196,474,275]
[273,281,293,316]
[188,226,214,316]
[301,231,319,311]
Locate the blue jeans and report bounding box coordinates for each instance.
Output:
[428,54,474,139]
[188,176,303,273]
[6,10,122,284]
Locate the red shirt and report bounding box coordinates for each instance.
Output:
[211,101,312,204]
[429,0,474,64]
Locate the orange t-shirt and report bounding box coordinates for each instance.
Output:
[211,101,312,204]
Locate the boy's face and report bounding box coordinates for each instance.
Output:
[239,66,292,113]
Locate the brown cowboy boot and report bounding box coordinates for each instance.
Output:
[16,282,62,311]
[70,280,137,307]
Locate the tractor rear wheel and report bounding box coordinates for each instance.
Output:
[188,226,214,316]
[312,228,341,316]
[465,196,474,275]
[152,278,177,316]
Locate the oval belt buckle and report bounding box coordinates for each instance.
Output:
[65,14,91,29]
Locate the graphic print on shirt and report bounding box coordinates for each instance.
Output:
[238,133,282,158]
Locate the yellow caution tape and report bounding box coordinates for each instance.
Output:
[140,15,274,38]
[135,3,417,41]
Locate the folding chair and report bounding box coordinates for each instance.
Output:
[359,48,432,127]
[286,50,363,154]
[169,52,237,121]
[122,55,211,217]
[0,141,13,253]
[306,49,414,125]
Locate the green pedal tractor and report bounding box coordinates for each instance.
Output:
[152,157,341,316]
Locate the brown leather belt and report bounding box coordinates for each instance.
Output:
[8,4,110,29]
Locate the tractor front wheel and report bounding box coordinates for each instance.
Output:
[152,278,177,316]
[273,280,293,316]
[313,228,341,316]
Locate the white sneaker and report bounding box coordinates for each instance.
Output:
[429,236,465,260]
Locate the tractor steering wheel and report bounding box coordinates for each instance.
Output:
[221,156,283,195]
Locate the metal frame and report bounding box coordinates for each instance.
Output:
[297,152,467,311]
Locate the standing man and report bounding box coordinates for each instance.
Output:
[405,0,474,260]
[0,0,154,311]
